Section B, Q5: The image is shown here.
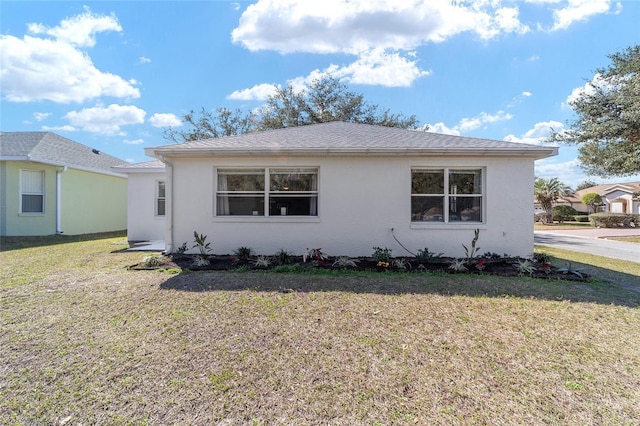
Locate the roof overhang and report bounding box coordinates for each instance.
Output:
[146,146,558,161]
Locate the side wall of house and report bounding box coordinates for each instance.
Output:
[59,169,127,235]
[126,172,165,241]
[167,155,536,258]
[0,161,58,236]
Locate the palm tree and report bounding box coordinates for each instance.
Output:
[534,178,574,224]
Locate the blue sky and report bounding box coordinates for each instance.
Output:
[2,0,639,187]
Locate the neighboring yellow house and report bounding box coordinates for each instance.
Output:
[0,132,128,236]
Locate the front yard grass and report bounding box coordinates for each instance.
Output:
[1,235,639,425]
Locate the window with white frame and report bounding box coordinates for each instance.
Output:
[20,169,45,213]
[216,168,318,216]
[411,168,483,223]
[156,181,166,216]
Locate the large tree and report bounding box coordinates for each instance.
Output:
[550,45,640,177]
[534,178,574,224]
[163,76,420,143]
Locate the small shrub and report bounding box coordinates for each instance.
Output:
[332,257,359,268]
[514,259,536,276]
[142,254,169,267]
[304,248,327,263]
[233,246,253,261]
[192,256,210,267]
[416,248,443,260]
[552,205,579,223]
[253,256,271,268]
[589,213,633,228]
[533,251,552,264]
[392,259,411,271]
[474,259,486,271]
[192,231,212,256]
[175,242,188,255]
[462,228,481,261]
[372,247,392,263]
[448,259,468,272]
[273,249,291,266]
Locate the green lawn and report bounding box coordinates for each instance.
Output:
[1,235,639,425]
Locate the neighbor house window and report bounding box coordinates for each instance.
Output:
[156,181,166,216]
[20,169,45,213]
[217,168,318,216]
[412,168,483,223]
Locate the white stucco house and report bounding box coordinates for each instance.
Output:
[560,182,640,214]
[124,122,557,257]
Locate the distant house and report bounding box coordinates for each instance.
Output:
[562,182,640,214]
[125,122,556,257]
[0,132,128,236]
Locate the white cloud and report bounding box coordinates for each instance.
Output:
[457,111,513,132]
[424,122,461,136]
[503,120,565,145]
[227,83,278,101]
[332,48,430,87]
[550,0,618,31]
[425,110,513,136]
[139,56,151,64]
[535,157,584,186]
[63,104,146,135]
[123,138,145,145]
[27,7,121,47]
[33,112,51,122]
[149,113,182,127]
[232,0,531,55]
[0,9,139,104]
[41,125,76,132]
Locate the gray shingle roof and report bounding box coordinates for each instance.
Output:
[146,121,557,159]
[112,160,165,172]
[0,132,127,172]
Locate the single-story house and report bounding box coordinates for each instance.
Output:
[130,121,556,257]
[112,160,166,242]
[560,182,640,214]
[0,132,128,236]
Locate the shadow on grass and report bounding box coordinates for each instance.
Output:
[159,267,640,308]
[0,231,127,252]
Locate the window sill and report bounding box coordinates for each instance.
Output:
[18,212,46,216]
[213,216,320,224]
[410,222,486,230]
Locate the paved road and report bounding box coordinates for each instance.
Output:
[535,231,640,264]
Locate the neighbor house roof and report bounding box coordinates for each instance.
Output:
[565,182,640,203]
[112,160,165,173]
[145,121,558,160]
[0,132,128,175]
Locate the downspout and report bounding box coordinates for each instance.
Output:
[162,158,174,253]
[56,166,67,234]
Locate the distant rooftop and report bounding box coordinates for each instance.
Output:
[0,131,127,173]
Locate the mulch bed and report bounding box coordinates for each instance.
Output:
[131,254,589,281]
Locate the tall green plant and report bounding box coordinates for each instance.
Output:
[192,231,212,256]
[534,178,574,223]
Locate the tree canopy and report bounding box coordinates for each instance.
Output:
[550,44,640,177]
[163,76,420,143]
[581,193,603,214]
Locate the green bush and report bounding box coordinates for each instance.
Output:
[573,215,590,222]
[589,213,633,228]
[552,205,579,223]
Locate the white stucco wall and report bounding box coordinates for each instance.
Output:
[126,172,165,241]
[164,154,536,258]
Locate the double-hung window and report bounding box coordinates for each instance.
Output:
[156,181,166,216]
[217,168,318,216]
[411,168,483,223]
[20,169,45,213]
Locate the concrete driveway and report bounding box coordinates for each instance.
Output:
[534,228,640,264]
